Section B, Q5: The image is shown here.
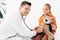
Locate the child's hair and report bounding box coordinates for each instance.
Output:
[45,3,51,10]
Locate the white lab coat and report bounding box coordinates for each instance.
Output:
[0,11,36,40]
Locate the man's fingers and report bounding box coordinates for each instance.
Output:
[34,26,39,30]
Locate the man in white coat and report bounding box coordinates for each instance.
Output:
[0,1,43,40]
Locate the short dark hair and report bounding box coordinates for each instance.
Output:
[45,3,51,10]
[21,1,31,6]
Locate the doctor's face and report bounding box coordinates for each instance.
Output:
[20,4,31,16]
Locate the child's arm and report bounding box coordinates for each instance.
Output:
[51,16,57,34]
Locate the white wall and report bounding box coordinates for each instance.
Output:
[6,0,60,40]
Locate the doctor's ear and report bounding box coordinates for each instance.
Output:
[19,5,23,9]
[19,6,21,9]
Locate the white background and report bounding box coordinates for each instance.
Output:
[6,0,60,40]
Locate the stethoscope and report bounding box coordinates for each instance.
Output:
[21,15,32,31]
[5,14,32,40]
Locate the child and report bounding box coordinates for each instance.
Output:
[39,4,57,40]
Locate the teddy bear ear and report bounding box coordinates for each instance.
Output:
[51,17,55,22]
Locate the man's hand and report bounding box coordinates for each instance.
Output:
[34,26,39,30]
[34,26,44,33]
